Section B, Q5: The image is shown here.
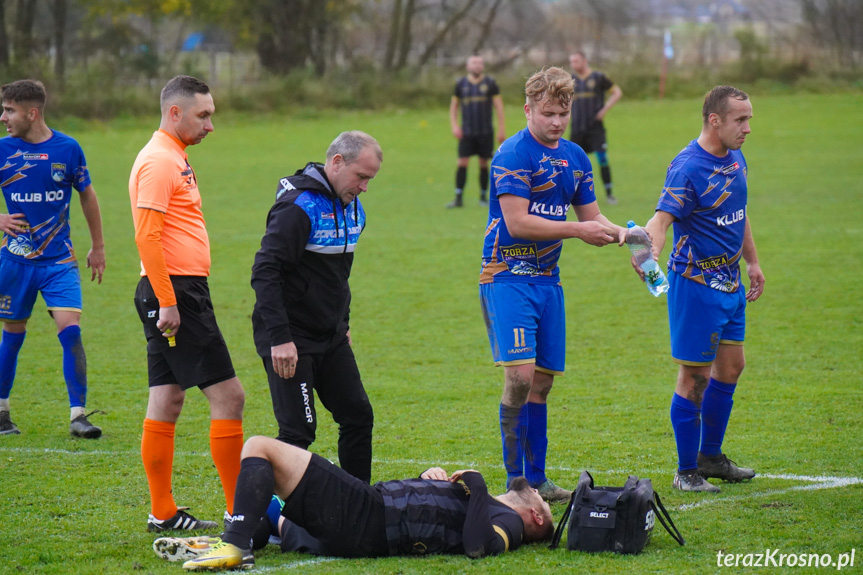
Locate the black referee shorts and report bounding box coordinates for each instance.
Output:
[281,453,388,558]
[458,134,494,159]
[134,276,236,391]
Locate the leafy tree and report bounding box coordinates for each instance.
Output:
[800,0,862,68]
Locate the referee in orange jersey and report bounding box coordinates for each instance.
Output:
[129,75,245,532]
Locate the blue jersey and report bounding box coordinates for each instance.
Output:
[0,130,91,265]
[480,128,596,285]
[657,140,748,293]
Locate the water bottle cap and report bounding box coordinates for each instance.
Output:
[626,220,636,228]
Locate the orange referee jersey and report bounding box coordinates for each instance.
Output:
[129,130,211,307]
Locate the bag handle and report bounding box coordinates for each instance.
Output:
[549,488,576,550]
[650,491,685,546]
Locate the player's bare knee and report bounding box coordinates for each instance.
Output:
[503,377,531,405]
[241,435,273,459]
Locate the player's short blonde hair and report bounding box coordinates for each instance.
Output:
[524,67,574,109]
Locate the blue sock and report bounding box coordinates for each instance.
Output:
[700,378,737,457]
[499,403,524,487]
[0,331,26,400]
[58,325,87,408]
[523,402,548,487]
[670,393,701,471]
[265,495,285,537]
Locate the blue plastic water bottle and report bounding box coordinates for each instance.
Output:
[626,220,669,297]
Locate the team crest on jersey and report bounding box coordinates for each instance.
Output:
[549,158,569,167]
[51,163,66,182]
[479,83,488,94]
[721,162,740,175]
[23,153,48,160]
[6,234,33,256]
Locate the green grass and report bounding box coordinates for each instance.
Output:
[1,92,862,574]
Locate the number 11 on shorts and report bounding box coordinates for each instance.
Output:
[513,328,526,348]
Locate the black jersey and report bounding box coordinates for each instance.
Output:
[377,471,523,557]
[570,71,614,134]
[454,75,500,136]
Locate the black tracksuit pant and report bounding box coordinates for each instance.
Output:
[263,332,373,483]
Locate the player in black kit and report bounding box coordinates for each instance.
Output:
[175,436,553,570]
[448,55,506,208]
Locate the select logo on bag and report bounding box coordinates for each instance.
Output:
[645,509,655,531]
[590,511,610,519]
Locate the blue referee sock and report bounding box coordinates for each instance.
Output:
[500,403,524,488]
[700,378,737,457]
[58,325,87,409]
[523,402,548,487]
[0,330,26,401]
[670,393,701,472]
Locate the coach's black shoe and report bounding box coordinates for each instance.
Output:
[673,468,721,493]
[479,193,489,207]
[606,193,618,205]
[697,452,755,483]
[70,413,102,438]
[148,507,219,532]
[0,410,21,435]
[446,194,463,208]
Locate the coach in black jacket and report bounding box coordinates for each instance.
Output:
[251,131,382,482]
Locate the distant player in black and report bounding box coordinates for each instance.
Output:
[448,55,505,208]
[568,51,623,204]
[176,436,553,570]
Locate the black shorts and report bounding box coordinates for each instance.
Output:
[134,276,236,390]
[458,134,494,159]
[570,126,608,154]
[281,453,387,557]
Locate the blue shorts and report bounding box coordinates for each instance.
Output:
[0,258,82,321]
[479,282,565,374]
[668,271,746,366]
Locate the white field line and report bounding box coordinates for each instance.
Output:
[251,557,340,572]
[3,447,860,514]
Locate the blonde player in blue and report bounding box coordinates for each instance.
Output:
[0,80,105,438]
[479,67,626,502]
[641,86,765,493]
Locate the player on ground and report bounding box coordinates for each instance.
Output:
[640,85,764,492]
[479,67,626,502]
[130,75,245,530]
[447,55,505,208]
[0,79,105,438]
[568,51,622,205]
[159,436,553,570]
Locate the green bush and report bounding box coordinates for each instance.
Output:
[6,59,860,121]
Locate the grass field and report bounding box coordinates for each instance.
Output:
[1,91,861,574]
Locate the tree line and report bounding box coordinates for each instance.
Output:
[0,0,858,100]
